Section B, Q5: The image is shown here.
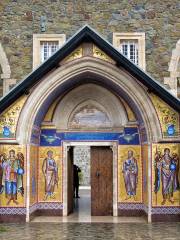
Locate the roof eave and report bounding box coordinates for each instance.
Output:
[0,25,179,113]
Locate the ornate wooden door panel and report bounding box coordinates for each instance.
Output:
[91,146,113,216]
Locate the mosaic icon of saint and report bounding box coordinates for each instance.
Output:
[154,148,179,205]
[42,150,59,200]
[122,150,138,200]
[1,150,24,205]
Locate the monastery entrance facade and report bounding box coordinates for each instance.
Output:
[0,26,179,223]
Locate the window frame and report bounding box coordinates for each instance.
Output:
[113,32,146,70]
[33,34,66,69]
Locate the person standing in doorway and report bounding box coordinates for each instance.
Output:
[73,164,81,198]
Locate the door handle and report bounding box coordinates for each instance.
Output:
[96,171,100,177]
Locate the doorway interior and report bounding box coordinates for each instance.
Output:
[63,141,118,218]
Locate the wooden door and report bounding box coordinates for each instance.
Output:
[91,146,113,216]
[67,147,74,215]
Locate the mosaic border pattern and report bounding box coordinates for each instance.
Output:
[29,202,63,214]
[144,205,148,214]
[29,203,38,214]
[0,207,26,215]
[38,202,63,209]
[152,207,180,215]
[118,203,148,214]
[118,203,144,210]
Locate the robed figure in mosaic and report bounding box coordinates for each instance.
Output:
[154,148,179,205]
[0,154,6,194]
[122,150,138,200]
[16,152,25,196]
[0,150,24,205]
[42,150,58,200]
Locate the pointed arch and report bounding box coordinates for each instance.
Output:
[16,57,162,144]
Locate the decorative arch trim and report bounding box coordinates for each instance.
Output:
[16,57,162,144]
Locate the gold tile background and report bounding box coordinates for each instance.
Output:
[30,145,38,206]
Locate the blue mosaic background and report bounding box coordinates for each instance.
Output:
[40,127,140,146]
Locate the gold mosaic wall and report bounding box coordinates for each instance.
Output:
[0,145,26,207]
[118,145,142,203]
[93,45,115,63]
[38,146,63,202]
[0,96,27,139]
[142,144,149,206]
[30,145,38,206]
[152,143,180,207]
[150,94,179,138]
[63,46,83,63]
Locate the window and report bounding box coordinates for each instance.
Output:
[113,33,145,70]
[120,40,139,65]
[40,41,59,63]
[33,34,66,69]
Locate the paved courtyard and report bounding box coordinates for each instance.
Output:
[0,222,180,240]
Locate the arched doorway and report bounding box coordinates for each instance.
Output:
[51,83,125,217]
[15,57,161,222]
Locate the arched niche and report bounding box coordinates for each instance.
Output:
[52,84,128,131]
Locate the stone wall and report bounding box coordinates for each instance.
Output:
[0,0,180,96]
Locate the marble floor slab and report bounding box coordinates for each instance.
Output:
[0,222,180,240]
[1,189,178,240]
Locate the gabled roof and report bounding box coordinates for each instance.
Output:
[0,25,179,113]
